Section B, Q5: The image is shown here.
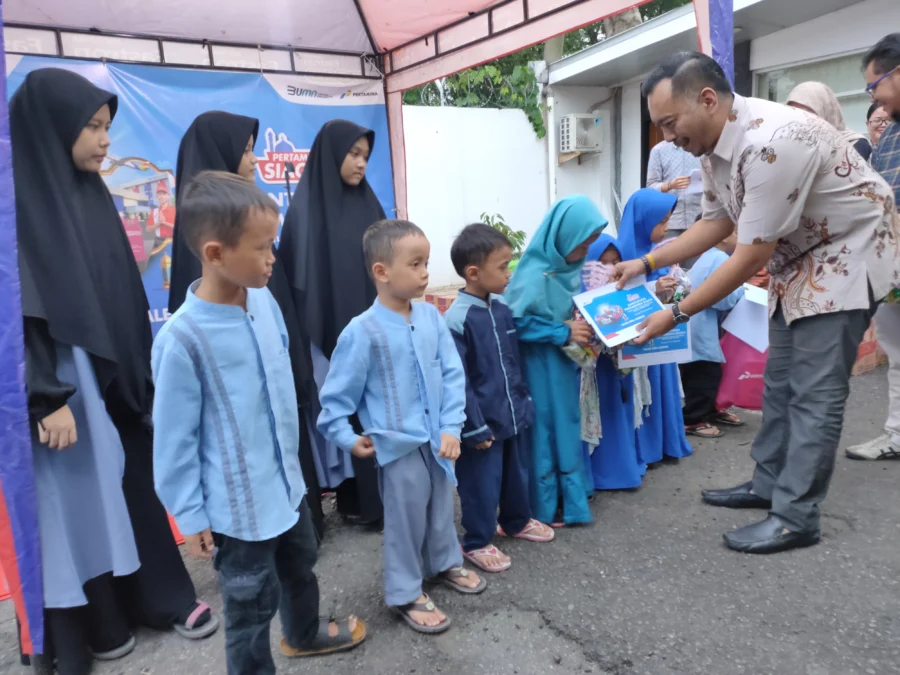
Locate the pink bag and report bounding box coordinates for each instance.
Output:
[716,333,767,412]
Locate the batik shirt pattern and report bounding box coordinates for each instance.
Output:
[700,95,899,324]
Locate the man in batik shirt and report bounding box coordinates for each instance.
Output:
[615,51,899,555]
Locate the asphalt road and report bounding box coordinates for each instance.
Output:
[1,367,898,675]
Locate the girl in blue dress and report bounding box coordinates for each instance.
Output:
[617,188,693,466]
[506,196,606,526]
[582,234,647,489]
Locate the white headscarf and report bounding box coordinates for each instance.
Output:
[786,81,867,146]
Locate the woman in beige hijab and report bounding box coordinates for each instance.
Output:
[787,81,872,160]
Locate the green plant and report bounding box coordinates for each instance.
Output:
[481,212,526,260]
[401,1,692,138]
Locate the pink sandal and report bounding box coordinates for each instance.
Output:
[497,519,555,543]
[462,545,511,573]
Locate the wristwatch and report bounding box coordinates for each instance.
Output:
[672,302,690,325]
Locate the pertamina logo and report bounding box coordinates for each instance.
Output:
[256,128,309,185]
[339,89,378,99]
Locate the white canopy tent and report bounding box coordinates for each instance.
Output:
[3,0,653,218]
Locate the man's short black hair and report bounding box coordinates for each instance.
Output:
[642,51,734,99]
[362,219,426,274]
[868,102,884,121]
[863,33,900,75]
[450,223,512,277]
[178,171,278,256]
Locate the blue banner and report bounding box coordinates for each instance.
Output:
[6,56,394,335]
[0,23,44,656]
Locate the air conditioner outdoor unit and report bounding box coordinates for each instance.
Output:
[559,113,603,154]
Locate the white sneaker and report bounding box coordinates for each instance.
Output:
[845,434,900,460]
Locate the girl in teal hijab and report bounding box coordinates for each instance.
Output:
[506,195,607,526]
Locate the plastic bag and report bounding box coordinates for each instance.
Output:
[716,333,767,411]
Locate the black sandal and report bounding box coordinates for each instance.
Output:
[685,423,724,438]
[713,411,745,427]
[426,566,486,595]
[390,595,451,634]
[280,616,367,657]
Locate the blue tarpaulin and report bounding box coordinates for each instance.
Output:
[0,0,45,655]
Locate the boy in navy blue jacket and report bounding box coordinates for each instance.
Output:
[444,224,555,574]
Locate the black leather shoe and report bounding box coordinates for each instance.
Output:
[701,481,771,509]
[723,515,821,554]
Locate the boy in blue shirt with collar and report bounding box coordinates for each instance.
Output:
[444,224,554,575]
[151,172,366,675]
[318,219,486,635]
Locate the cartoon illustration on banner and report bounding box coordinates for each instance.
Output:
[5,56,393,335]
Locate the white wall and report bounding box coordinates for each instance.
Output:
[549,85,616,231]
[619,81,644,213]
[750,0,900,72]
[404,105,548,287]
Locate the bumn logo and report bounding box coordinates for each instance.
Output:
[256,128,309,185]
[287,85,331,99]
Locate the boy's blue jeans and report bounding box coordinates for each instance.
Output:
[213,498,320,675]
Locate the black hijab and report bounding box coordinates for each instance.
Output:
[12,68,153,420]
[278,119,386,360]
[167,111,260,313]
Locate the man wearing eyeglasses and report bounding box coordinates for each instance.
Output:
[851,34,900,462]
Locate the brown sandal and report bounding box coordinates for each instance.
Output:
[280,617,367,657]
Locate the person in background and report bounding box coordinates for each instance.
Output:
[318,220,485,635]
[444,223,554,575]
[617,188,694,465]
[279,120,387,529]
[786,81,873,161]
[505,196,605,527]
[147,181,175,243]
[678,231,745,439]
[152,172,366,675]
[646,139,702,260]
[849,34,900,461]
[166,110,325,538]
[867,102,891,147]
[12,68,219,675]
[620,51,897,554]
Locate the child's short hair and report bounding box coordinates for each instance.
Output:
[362,219,426,275]
[450,223,512,277]
[178,170,278,256]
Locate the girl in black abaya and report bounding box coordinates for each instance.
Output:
[167,111,325,537]
[278,119,386,526]
[12,69,217,674]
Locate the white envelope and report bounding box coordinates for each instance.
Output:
[722,289,769,353]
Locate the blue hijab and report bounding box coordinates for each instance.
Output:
[506,195,608,322]
[586,233,623,263]
[617,188,677,262]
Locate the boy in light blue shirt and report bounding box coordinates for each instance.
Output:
[678,231,745,438]
[151,172,366,675]
[318,219,486,635]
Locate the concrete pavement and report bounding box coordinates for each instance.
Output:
[1,367,898,675]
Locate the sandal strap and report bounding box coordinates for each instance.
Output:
[312,618,351,646]
[466,545,500,559]
[441,566,471,580]
[185,601,211,630]
[400,595,438,614]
